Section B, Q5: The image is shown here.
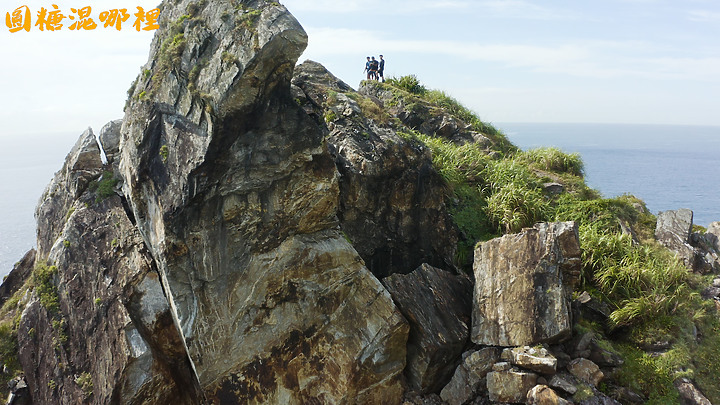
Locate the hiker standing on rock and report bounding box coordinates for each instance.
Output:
[369,56,379,80]
[363,56,372,80]
[378,55,385,82]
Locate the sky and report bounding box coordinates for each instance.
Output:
[2,0,720,139]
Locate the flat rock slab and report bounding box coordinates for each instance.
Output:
[472,222,580,346]
[502,346,558,375]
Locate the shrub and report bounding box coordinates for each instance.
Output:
[221,51,236,64]
[485,182,549,233]
[95,171,119,202]
[614,344,680,403]
[518,147,584,176]
[159,145,169,163]
[579,225,697,327]
[76,372,93,398]
[386,75,427,95]
[0,321,19,371]
[32,263,60,314]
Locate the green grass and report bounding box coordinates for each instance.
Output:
[159,145,169,163]
[577,224,699,327]
[693,317,720,403]
[517,147,584,176]
[385,75,427,95]
[221,51,236,65]
[76,372,93,398]
[383,75,515,153]
[32,263,60,314]
[614,344,681,404]
[91,170,119,202]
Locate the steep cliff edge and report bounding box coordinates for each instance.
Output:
[1,0,720,404]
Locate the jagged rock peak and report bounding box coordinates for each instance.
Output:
[116,0,409,402]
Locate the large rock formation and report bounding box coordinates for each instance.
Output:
[472,222,581,346]
[34,128,103,259]
[292,61,460,277]
[21,132,197,404]
[118,0,408,402]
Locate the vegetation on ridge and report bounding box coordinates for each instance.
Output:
[382,75,719,403]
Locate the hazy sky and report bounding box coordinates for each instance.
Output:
[2,0,720,138]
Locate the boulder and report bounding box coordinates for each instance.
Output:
[6,376,30,405]
[567,358,604,387]
[526,385,572,405]
[502,346,558,375]
[588,340,623,368]
[674,378,712,405]
[690,231,720,273]
[487,369,538,403]
[98,119,122,163]
[543,182,565,195]
[383,264,473,393]
[548,372,578,395]
[472,222,580,346]
[706,222,720,251]
[118,1,408,402]
[655,209,696,268]
[440,348,500,405]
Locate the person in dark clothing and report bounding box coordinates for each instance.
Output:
[370,56,379,80]
[363,56,371,80]
[378,55,385,82]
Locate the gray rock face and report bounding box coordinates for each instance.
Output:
[472,222,580,346]
[35,128,103,259]
[293,61,460,277]
[118,1,408,402]
[0,249,34,306]
[383,264,473,393]
[656,209,696,267]
[706,222,720,250]
[21,187,196,403]
[486,368,538,403]
[440,348,500,405]
[99,119,123,163]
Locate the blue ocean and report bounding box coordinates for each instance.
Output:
[1,123,718,278]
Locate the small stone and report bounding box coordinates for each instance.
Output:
[503,346,558,375]
[549,373,578,395]
[487,370,538,403]
[526,384,572,405]
[567,358,604,387]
